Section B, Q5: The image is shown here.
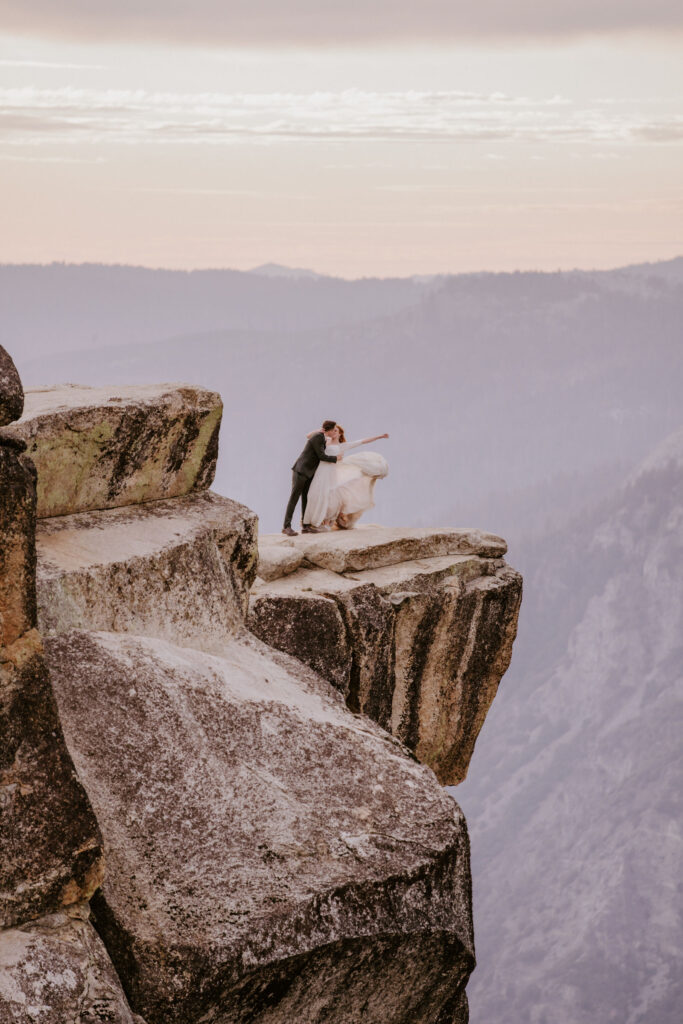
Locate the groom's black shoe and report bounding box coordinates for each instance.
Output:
[302,525,323,534]
[282,526,298,536]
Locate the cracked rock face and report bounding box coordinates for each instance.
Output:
[0,346,23,428]
[0,384,222,518]
[249,531,522,785]
[0,904,144,1024]
[44,629,474,1024]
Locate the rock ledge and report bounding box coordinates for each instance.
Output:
[250,527,522,785]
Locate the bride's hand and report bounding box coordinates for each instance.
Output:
[382,433,389,439]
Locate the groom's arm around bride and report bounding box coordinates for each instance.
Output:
[283,420,341,536]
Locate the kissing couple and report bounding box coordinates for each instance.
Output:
[283,420,389,535]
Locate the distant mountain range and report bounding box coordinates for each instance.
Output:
[7,257,681,537]
[248,262,325,280]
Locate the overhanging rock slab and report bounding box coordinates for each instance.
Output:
[0,384,222,517]
[250,530,522,785]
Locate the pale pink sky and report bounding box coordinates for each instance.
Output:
[1,2,682,276]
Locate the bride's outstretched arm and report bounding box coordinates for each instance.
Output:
[339,433,389,452]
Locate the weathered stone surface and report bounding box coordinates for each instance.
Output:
[247,590,351,695]
[0,630,103,929]
[44,629,474,1024]
[250,540,522,785]
[0,346,23,427]
[0,903,145,1023]
[255,538,303,582]
[0,445,36,649]
[35,492,258,649]
[0,384,222,518]
[279,524,507,574]
[391,566,522,784]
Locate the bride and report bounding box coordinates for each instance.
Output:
[303,425,389,531]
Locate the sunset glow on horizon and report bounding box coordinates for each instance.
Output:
[2,3,682,277]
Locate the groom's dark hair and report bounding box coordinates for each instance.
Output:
[322,420,337,432]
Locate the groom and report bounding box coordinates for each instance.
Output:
[283,419,342,536]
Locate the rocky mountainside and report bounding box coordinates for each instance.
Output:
[456,429,683,1024]
[0,349,521,1023]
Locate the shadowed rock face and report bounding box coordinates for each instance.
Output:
[0,904,144,1024]
[0,431,103,931]
[0,444,37,649]
[0,384,222,517]
[45,629,474,1024]
[0,346,23,428]
[0,631,103,929]
[249,533,522,785]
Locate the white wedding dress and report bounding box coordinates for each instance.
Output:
[303,440,389,528]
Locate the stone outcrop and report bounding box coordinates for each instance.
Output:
[0,346,23,428]
[0,354,522,1023]
[0,388,103,932]
[45,628,474,1024]
[249,530,522,785]
[0,384,222,518]
[0,904,144,1024]
[35,491,258,646]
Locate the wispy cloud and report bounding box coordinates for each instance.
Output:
[1,1,682,47]
[0,59,105,70]
[0,152,105,162]
[1,86,681,148]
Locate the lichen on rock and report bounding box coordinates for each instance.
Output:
[0,384,222,517]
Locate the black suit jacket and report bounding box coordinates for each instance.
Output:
[292,432,338,479]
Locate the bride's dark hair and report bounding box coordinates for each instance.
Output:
[336,425,346,443]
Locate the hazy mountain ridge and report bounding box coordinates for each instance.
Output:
[13,259,682,536]
[1,262,433,359]
[3,256,681,361]
[456,429,683,1023]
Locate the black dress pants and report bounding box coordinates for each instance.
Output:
[284,471,311,528]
